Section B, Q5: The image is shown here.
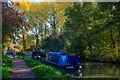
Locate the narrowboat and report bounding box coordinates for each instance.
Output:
[45,52,81,69]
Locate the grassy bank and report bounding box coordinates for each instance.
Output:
[2,55,12,79]
[23,58,68,80]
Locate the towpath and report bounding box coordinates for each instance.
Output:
[12,58,35,79]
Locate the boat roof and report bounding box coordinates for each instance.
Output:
[54,52,62,55]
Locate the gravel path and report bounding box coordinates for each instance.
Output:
[12,58,35,79]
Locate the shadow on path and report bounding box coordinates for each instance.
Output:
[12,58,35,79]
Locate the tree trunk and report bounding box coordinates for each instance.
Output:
[44,24,47,38]
[35,35,39,47]
[22,34,26,52]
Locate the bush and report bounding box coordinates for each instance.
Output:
[2,55,12,79]
[16,52,25,57]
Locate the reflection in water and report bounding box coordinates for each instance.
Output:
[48,62,120,79]
[64,69,82,77]
[62,62,120,79]
[81,62,120,78]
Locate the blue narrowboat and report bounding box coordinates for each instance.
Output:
[45,52,81,69]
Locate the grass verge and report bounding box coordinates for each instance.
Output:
[23,58,68,80]
[2,55,12,79]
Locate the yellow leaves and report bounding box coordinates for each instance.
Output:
[29,2,71,14]
[22,29,26,34]
[13,0,31,13]
[19,1,31,12]
[27,2,72,33]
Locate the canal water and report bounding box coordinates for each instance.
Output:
[53,62,120,79]
[42,58,120,79]
[80,62,120,79]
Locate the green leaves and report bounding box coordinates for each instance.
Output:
[64,2,120,62]
[3,1,120,62]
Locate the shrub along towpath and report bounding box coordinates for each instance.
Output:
[12,58,35,79]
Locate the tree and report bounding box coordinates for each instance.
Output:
[25,2,72,50]
[2,1,30,53]
[64,2,120,62]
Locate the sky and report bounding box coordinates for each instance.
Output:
[7,0,43,2]
[5,0,120,2]
[25,0,120,2]
[30,0,43,2]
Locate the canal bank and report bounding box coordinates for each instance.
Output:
[23,58,66,80]
[26,58,120,79]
